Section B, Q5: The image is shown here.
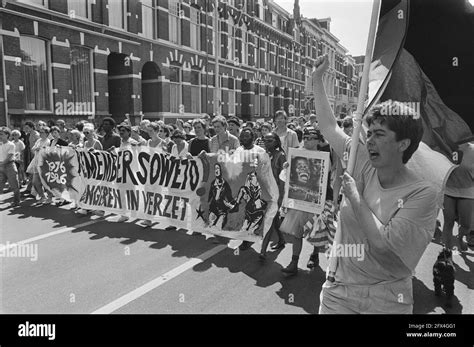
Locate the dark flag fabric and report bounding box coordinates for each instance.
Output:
[367,0,473,200]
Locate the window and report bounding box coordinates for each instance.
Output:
[228,77,235,116]
[70,46,94,115]
[261,85,269,117]
[227,19,234,61]
[254,84,259,116]
[20,37,51,111]
[258,0,265,21]
[241,26,247,65]
[68,0,90,19]
[190,7,200,50]
[109,0,127,29]
[169,66,182,113]
[141,0,154,39]
[190,70,201,114]
[19,0,47,7]
[169,0,181,44]
[272,13,278,28]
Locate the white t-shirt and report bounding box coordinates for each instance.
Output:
[13,139,25,161]
[329,135,438,286]
[0,141,15,163]
[171,141,189,158]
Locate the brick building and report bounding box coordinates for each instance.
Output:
[0,0,360,128]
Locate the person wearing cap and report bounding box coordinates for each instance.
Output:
[227,117,241,139]
[170,129,189,158]
[117,122,139,150]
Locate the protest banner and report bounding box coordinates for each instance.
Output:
[37,146,279,242]
[283,148,330,214]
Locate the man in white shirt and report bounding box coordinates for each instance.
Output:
[0,127,21,207]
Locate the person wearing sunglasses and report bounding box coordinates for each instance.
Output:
[83,123,103,151]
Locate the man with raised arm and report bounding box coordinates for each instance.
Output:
[311,55,439,314]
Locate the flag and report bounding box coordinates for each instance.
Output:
[367,0,473,200]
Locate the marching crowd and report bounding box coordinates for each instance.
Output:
[0,107,355,271]
[1,55,472,314]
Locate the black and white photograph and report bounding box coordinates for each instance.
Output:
[0,0,473,344]
[285,147,329,213]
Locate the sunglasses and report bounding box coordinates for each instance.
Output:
[303,136,320,141]
[83,131,90,135]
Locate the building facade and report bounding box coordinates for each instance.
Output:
[0,0,360,127]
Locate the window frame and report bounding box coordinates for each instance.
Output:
[108,0,128,30]
[20,36,53,113]
[69,45,95,116]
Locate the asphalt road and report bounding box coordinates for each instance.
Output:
[1,190,472,314]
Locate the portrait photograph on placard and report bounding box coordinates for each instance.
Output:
[284,148,330,214]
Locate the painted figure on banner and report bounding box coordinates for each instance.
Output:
[233,170,268,235]
[208,163,234,229]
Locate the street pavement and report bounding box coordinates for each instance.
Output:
[1,189,472,314]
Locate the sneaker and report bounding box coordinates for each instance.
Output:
[117,216,129,222]
[270,241,286,251]
[10,201,21,208]
[43,197,53,204]
[142,220,152,227]
[281,260,298,276]
[307,253,319,269]
[77,209,89,215]
[93,210,105,217]
[36,197,48,205]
